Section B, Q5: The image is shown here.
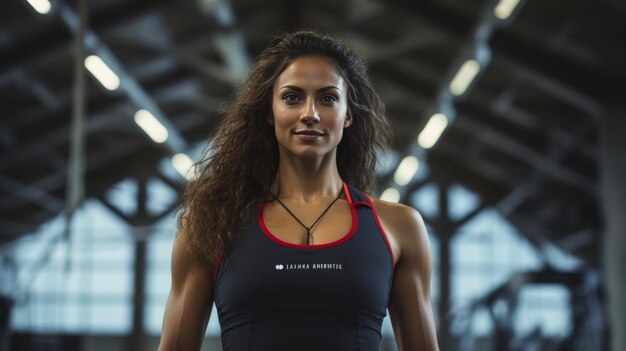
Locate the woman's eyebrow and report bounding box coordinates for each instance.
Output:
[280,85,343,93]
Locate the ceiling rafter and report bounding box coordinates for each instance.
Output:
[0,174,64,214]
[455,115,597,196]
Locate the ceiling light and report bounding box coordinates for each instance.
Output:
[380,188,400,203]
[494,0,522,20]
[417,113,448,149]
[26,0,51,14]
[394,156,420,186]
[134,109,169,144]
[84,55,120,91]
[449,59,481,96]
[172,153,196,181]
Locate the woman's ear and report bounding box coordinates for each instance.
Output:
[267,113,275,126]
[344,114,352,128]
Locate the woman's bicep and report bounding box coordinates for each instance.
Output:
[158,236,214,351]
[387,207,439,351]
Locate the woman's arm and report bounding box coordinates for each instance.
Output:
[157,231,215,351]
[375,201,439,351]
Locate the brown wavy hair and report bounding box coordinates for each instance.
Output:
[176,30,392,265]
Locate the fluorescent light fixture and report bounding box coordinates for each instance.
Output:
[394,156,419,186]
[380,188,400,203]
[26,0,51,14]
[84,55,120,91]
[494,0,522,20]
[417,113,448,149]
[449,59,481,96]
[134,109,169,144]
[172,153,196,181]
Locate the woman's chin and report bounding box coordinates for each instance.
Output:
[281,146,334,161]
[294,150,326,160]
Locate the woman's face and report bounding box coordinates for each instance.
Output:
[270,56,351,160]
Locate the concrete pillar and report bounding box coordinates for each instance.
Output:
[128,235,147,351]
[127,177,150,351]
[0,296,10,351]
[601,108,626,351]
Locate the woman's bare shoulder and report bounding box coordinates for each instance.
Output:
[370,198,425,232]
[369,198,429,264]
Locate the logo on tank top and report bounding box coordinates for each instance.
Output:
[274,263,343,271]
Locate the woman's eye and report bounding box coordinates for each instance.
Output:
[321,95,338,104]
[283,94,300,104]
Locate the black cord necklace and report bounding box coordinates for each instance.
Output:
[271,186,344,245]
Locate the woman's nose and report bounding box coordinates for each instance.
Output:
[300,98,320,126]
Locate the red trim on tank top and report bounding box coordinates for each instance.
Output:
[342,182,353,204]
[213,251,224,284]
[364,194,396,277]
[258,182,358,249]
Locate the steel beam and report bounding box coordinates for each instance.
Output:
[455,115,597,196]
[58,3,188,153]
[0,174,64,213]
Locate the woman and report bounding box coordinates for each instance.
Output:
[158,31,439,351]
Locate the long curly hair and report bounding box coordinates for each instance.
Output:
[176,31,392,265]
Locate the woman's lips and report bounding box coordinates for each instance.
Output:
[294,130,324,141]
[295,133,323,141]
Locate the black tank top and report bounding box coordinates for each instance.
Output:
[213,183,395,351]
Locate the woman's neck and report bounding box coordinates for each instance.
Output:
[271,153,343,203]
